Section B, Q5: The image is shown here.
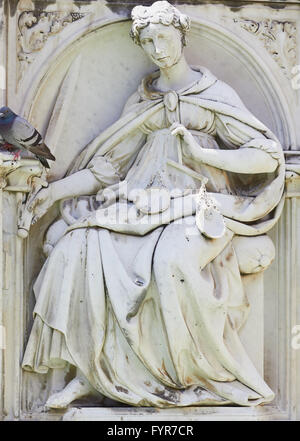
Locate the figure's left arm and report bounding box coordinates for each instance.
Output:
[172,122,280,174]
[173,81,283,174]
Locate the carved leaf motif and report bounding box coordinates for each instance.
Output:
[17,10,86,83]
[234,18,297,78]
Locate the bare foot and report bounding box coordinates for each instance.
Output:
[45,376,95,409]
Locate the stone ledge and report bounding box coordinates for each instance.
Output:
[13,0,300,8]
[51,404,289,421]
[0,154,42,192]
[102,0,300,5]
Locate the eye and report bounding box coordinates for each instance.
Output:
[141,38,152,45]
[158,33,170,41]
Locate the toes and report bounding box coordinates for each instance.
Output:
[45,393,69,409]
[45,394,63,409]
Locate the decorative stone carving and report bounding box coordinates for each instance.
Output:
[17,10,86,81]
[1,0,300,421]
[233,18,297,78]
[0,154,19,189]
[17,1,286,411]
[0,152,42,191]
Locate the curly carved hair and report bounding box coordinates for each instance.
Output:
[130,1,191,47]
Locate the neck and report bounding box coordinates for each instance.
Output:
[157,56,199,91]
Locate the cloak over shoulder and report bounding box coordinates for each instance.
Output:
[63,66,285,237]
[22,68,282,407]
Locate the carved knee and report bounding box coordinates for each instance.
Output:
[232,235,275,274]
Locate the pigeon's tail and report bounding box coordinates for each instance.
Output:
[38,142,56,161]
[37,156,50,169]
[27,142,56,167]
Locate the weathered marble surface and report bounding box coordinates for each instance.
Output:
[0,0,300,421]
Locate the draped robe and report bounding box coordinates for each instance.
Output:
[22,67,285,407]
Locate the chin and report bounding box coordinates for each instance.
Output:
[155,59,176,69]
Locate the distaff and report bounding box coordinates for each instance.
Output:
[169,122,225,239]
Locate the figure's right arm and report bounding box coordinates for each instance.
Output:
[50,169,103,200]
[27,169,102,222]
[29,91,146,221]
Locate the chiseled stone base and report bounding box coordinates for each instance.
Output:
[18,404,289,421]
[1,0,300,421]
[61,405,286,421]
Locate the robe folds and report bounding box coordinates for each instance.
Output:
[22,66,284,407]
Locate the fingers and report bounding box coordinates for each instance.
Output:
[31,211,42,225]
[31,205,47,224]
[170,122,182,131]
[171,127,183,137]
[101,195,117,208]
[96,192,105,203]
[171,127,186,137]
[97,187,118,206]
[27,197,39,213]
[28,195,45,213]
[170,123,189,139]
[32,215,44,225]
[27,188,48,212]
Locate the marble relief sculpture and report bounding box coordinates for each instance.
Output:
[22,1,285,409]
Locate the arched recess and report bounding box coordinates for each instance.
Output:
[20,14,292,412]
[18,15,295,163]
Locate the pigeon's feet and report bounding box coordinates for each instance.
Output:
[45,375,94,409]
[12,150,21,161]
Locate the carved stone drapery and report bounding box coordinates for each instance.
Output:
[0,155,298,420]
[2,0,300,420]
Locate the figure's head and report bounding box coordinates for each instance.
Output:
[0,106,15,120]
[130,1,190,68]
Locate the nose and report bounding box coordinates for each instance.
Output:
[154,42,163,56]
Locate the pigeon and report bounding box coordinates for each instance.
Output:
[0,106,55,168]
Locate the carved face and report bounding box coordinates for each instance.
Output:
[139,23,183,68]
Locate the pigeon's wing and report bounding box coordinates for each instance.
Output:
[11,116,55,164]
[11,116,42,148]
[26,142,55,161]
